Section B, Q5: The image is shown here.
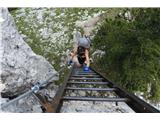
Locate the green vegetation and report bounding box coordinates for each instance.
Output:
[93,8,160,102]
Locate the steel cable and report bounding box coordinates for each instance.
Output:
[1,63,72,110]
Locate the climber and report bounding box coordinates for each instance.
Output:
[69,34,91,71]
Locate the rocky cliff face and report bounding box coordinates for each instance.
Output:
[0,8,58,112]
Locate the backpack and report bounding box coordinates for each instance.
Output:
[78,37,91,49]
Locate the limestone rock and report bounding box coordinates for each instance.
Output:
[60,101,135,113]
[0,8,58,112]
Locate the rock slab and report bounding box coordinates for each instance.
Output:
[0,8,58,112]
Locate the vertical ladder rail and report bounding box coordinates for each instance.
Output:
[48,66,74,113]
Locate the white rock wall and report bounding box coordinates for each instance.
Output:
[0,8,58,112]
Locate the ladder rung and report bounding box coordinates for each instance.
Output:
[75,72,97,75]
[76,70,94,72]
[63,96,128,102]
[72,75,100,77]
[69,77,103,80]
[65,87,116,91]
[67,81,109,85]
